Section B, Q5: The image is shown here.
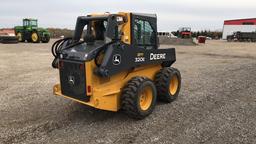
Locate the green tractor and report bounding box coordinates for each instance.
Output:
[14,18,50,43]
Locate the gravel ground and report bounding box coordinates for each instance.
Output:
[0,40,255,144]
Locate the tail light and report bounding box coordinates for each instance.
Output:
[79,64,84,70]
[59,61,64,68]
[87,85,92,94]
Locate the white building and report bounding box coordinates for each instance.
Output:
[222,18,256,39]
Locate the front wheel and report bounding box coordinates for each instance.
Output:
[155,67,181,102]
[121,77,157,119]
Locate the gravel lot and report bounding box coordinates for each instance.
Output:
[0,40,255,144]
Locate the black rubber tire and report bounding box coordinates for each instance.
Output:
[42,36,50,43]
[155,67,181,103]
[121,77,157,119]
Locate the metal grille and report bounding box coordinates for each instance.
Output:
[59,60,89,102]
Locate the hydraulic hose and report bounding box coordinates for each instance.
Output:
[51,37,72,58]
[51,38,72,68]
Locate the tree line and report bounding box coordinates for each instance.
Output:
[191,30,222,39]
[47,28,74,38]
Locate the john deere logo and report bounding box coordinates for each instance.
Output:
[68,75,75,86]
[113,54,121,65]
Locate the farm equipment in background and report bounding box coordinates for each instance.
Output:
[0,29,18,44]
[14,18,50,43]
[177,27,192,39]
[52,12,181,119]
[227,31,256,42]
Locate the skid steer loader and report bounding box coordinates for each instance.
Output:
[52,12,181,119]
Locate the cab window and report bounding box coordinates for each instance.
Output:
[30,20,37,26]
[134,19,155,49]
[23,20,29,26]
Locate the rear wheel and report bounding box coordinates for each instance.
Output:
[42,36,50,43]
[121,77,157,119]
[31,32,40,43]
[155,67,181,102]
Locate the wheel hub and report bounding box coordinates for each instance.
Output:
[169,75,179,95]
[139,86,153,111]
[17,33,22,41]
[31,33,38,42]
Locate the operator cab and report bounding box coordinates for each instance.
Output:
[73,14,126,43]
[58,14,127,61]
[23,19,38,27]
[53,13,159,64]
[72,13,158,48]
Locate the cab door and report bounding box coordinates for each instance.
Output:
[132,14,158,50]
[23,20,31,40]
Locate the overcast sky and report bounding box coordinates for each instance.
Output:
[1,0,256,31]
